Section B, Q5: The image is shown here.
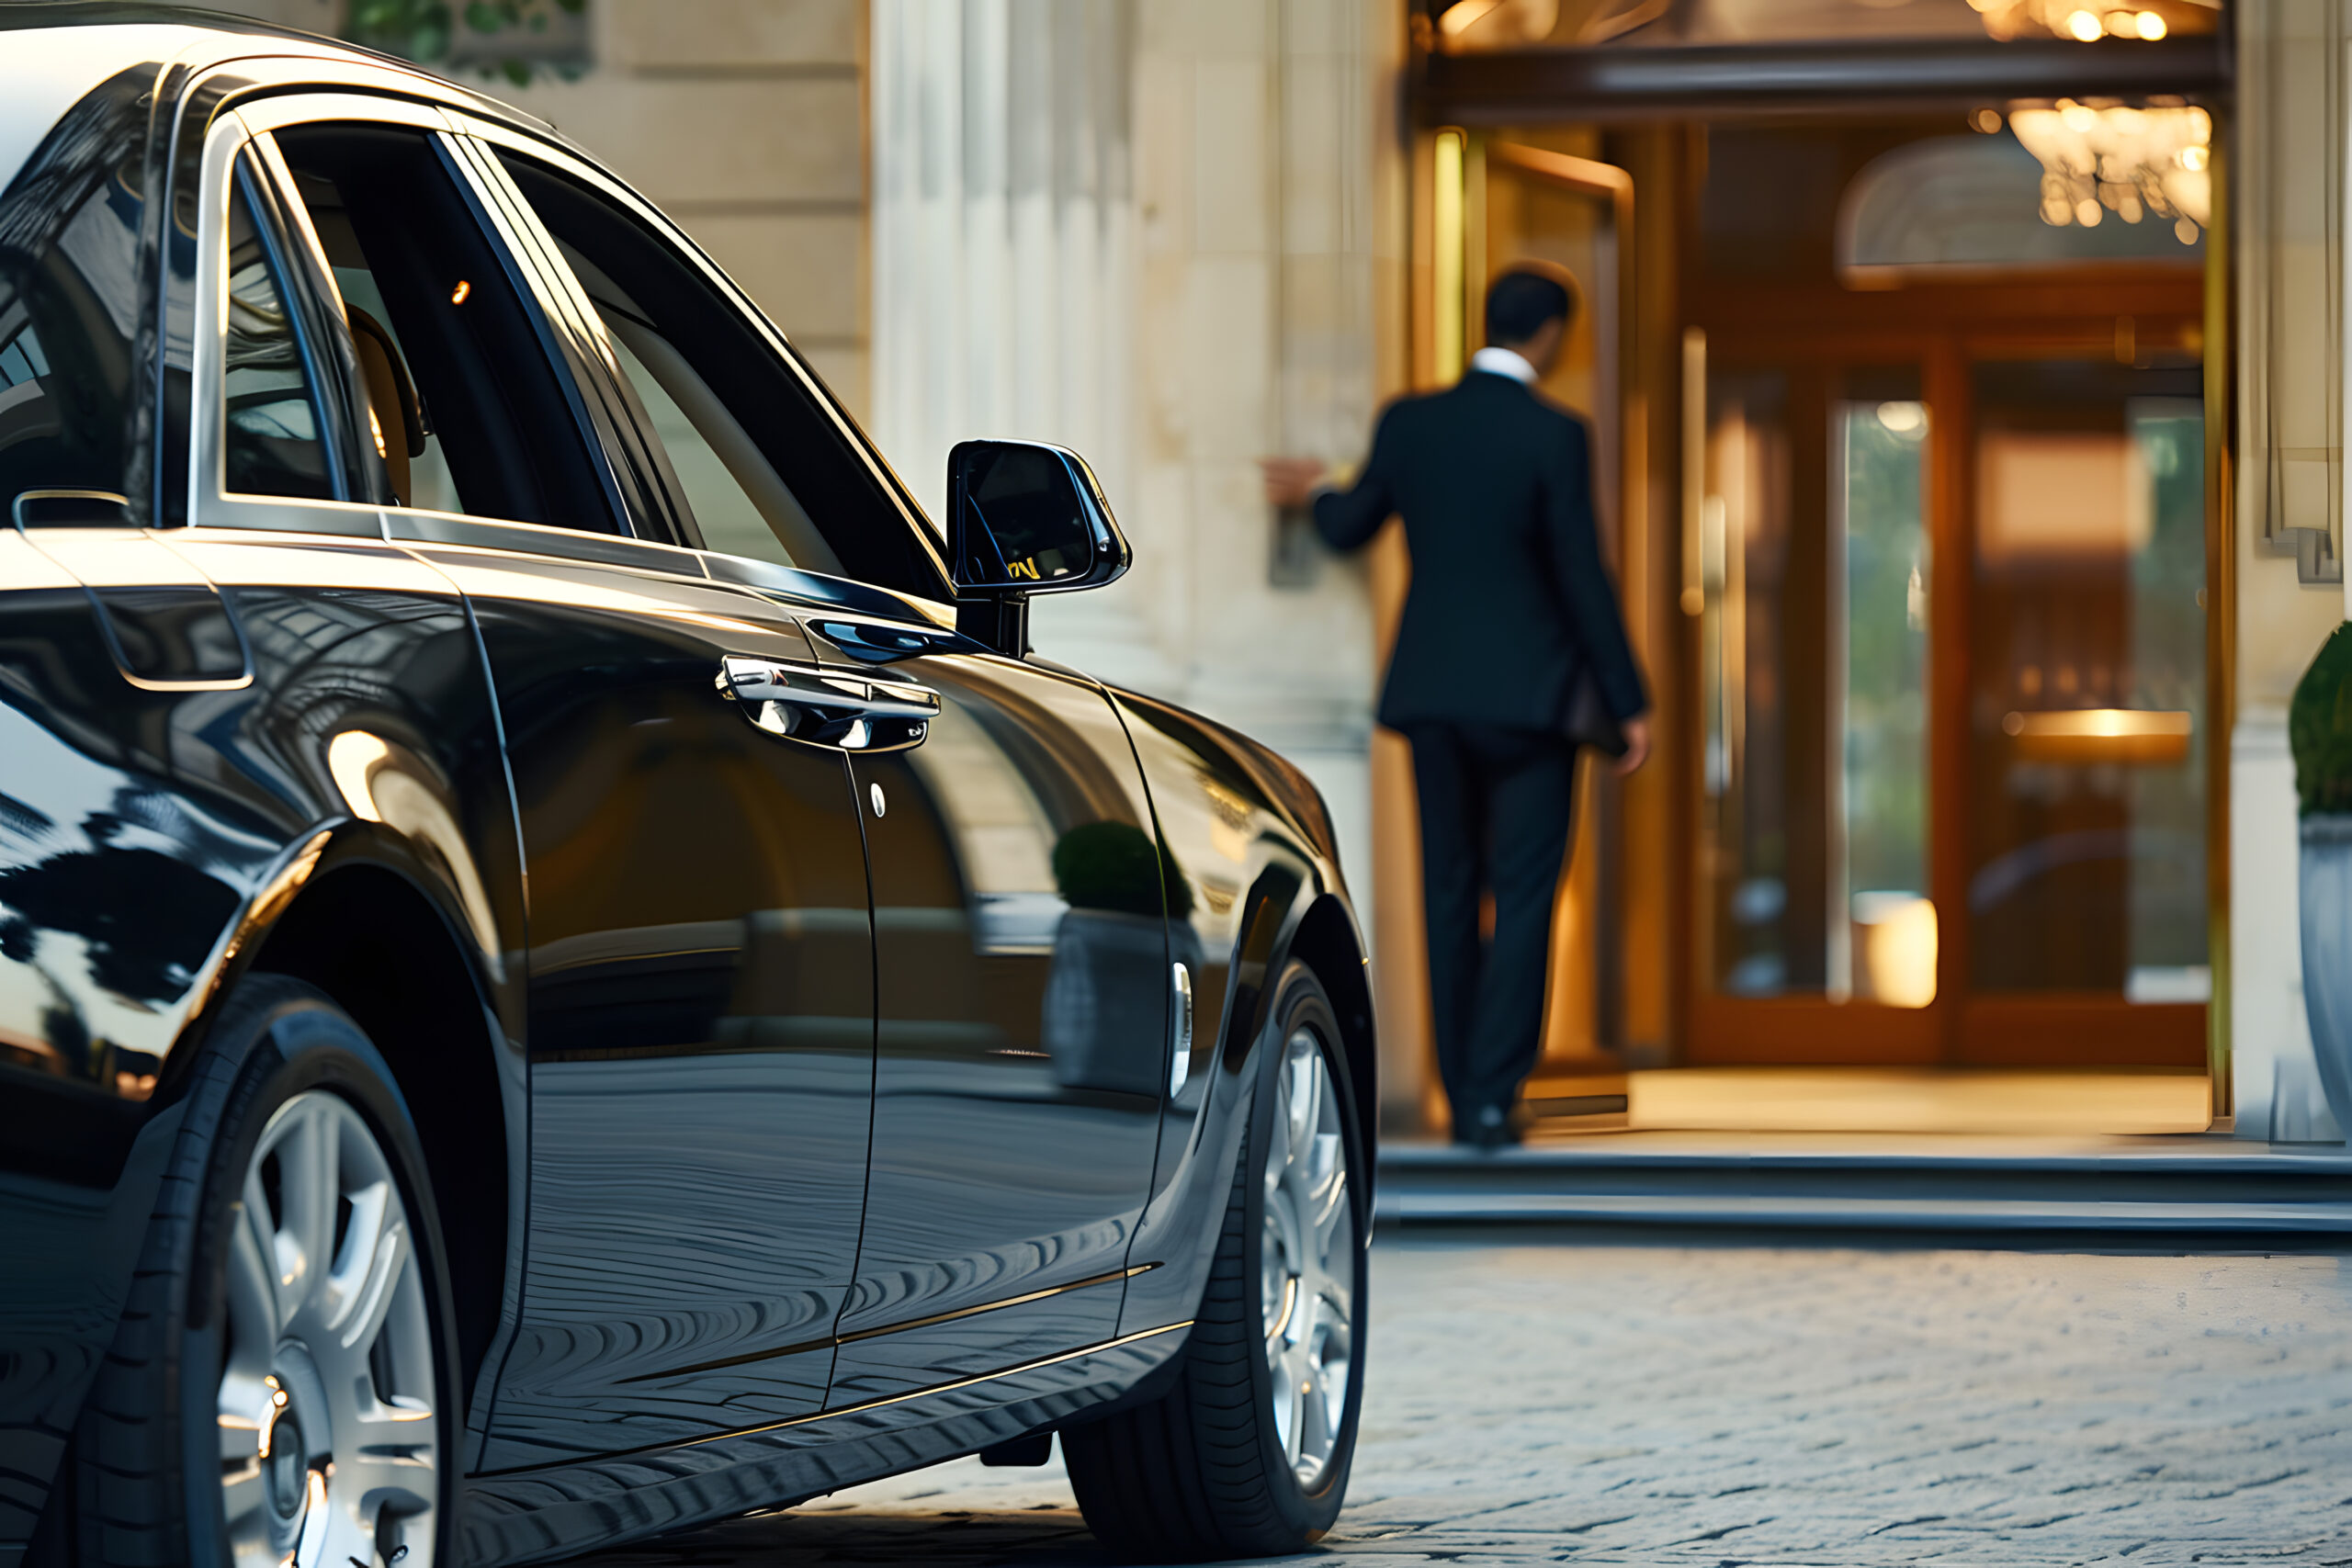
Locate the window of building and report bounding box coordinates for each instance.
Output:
[1838,130,2204,284]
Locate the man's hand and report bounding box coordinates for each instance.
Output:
[1615,717,1650,777]
[1260,457,1329,509]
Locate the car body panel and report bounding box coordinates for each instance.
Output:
[417,532,880,1471]
[825,639,1166,1404]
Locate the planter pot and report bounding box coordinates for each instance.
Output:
[2298,813,2352,1141]
[1044,907,1169,1097]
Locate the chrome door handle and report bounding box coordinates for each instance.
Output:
[716,654,939,750]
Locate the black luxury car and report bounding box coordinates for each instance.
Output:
[0,10,1375,1565]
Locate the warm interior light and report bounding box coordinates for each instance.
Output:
[1852,894,1938,1010]
[1970,107,2005,133]
[1439,0,1504,34]
[367,405,387,459]
[2135,8,2166,36]
[1875,400,1926,434]
[2010,100,2209,234]
[2001,707,2193,763]
[2065,9,2103,39]
[449,279,470,305]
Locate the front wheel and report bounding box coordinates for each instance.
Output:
[74,977,457,1568]
[1065,962,1367,1562]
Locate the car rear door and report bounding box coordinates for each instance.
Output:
[484,136,1175,1407]
[239,99,882,1469]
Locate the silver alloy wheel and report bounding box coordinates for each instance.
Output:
[1260,1026,1355,1489]
[216,1090,438,1568]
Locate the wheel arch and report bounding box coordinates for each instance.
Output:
[1283,894,1377,1171]
[1215,866,1379,1215]
[237,841,516,1406]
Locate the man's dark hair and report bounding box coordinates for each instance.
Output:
[1485,267,1574,346]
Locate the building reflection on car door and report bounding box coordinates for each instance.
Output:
[475,135,1176,1404]
[258,116,880,1468]
[819,631,1169,1404]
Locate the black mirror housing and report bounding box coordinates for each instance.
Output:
[948,440,1131,599]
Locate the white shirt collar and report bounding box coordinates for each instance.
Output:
[1469,345,1539,385]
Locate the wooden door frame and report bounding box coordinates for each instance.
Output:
[1684,278,2210,1070]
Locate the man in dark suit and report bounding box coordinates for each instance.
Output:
[1263,266,1648,1149]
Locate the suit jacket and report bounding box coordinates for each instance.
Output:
[1313,369,1647,733]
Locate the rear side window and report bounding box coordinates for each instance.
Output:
[221,166,334,501]
[0,69,150,520]
[499,152,949,597]
[272,124,618,533]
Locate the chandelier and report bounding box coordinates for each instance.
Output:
[2000,101,2211,243]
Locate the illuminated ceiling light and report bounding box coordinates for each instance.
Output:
[1971,107,2004,133]
[2011,100,2209,235]
[1876,400,1926,434]
[1973,0,2187,43]
[449,279,470,305]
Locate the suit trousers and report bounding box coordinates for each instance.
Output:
[1406,723,1580,1134]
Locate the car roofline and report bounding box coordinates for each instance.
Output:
[2,2,562,139]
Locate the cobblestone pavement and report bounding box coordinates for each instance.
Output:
[561,1233,2352,1566]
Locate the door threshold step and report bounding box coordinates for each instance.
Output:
[1374,1138,2352,1233]
[1376,1191,2352,1232]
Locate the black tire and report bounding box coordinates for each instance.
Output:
[72,976,460,1568]
[1065,961,1368,1562]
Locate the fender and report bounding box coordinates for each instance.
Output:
[1101,685,1375,1342]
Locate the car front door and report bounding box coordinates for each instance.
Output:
[244,103,881,1469]
[487,136,1173,1405]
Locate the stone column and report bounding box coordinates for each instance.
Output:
[870,0,1135,529]
[2231,0,2352,1137]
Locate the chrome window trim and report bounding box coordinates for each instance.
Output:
[186,86,673,567]
[186,107,382,539]
[382,506,718,583]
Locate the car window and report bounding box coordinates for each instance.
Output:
[0,68,149,521]
[221,164,334,502]
[560,244,841,576]
[498,151,950,598]
[270,124,619,534]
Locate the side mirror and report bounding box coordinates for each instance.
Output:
[948,439,1130,653]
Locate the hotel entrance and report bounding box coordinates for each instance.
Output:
[1688,120,2211,1071]
[1405,7,2227,1129]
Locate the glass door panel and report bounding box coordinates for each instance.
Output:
[1700,366,1933,1004]
[1702,367,1806,996]
[1966,359,2207,999]
[1836,382,1933,1007]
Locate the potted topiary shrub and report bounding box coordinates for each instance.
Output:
[2291,621,2352,1139]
